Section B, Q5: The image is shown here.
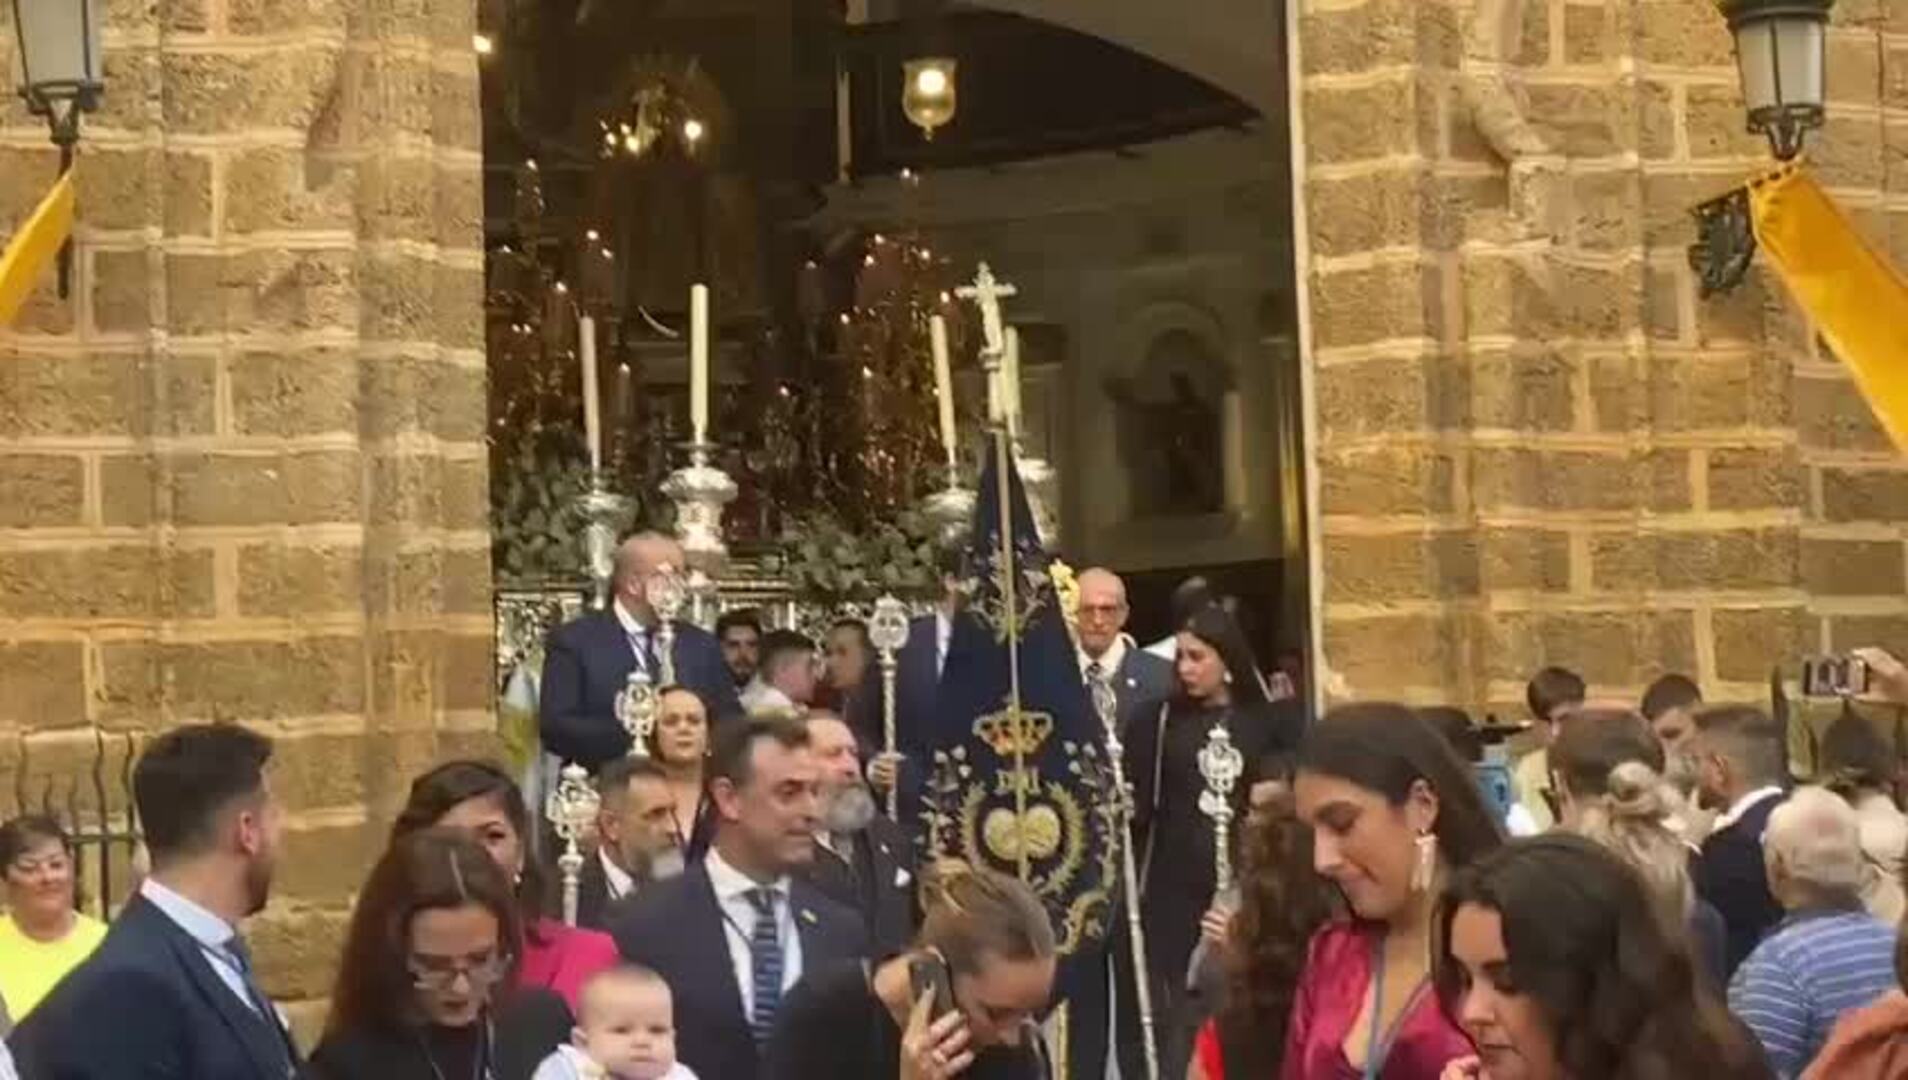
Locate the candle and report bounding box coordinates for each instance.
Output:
[929,314,957,470]
[1003,325,1023,440]
[579,314,602,474]
[690,283,710,444]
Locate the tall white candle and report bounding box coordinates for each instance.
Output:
[1003,325,1023,440]
[579,314,602,474]
[690,283,710,444]
[929,314,957,470]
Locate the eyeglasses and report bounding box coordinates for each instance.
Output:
[407,951,509,991]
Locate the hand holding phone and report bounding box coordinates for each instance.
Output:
[901,964,973,1080]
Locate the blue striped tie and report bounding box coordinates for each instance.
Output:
[746,887,783,1046]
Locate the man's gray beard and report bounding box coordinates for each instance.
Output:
[822,783,878,836]
[645,845,685,882]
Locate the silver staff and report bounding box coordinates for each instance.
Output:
[868,595,911,819]
[1090,675,1159,1080]
[617,668,659,758]
[1197,723,1245,893]
[545,762,600,926]
[649,564,685,686]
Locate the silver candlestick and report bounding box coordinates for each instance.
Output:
[1197,723,1245,894]
[1090,676,1160,1080]
[662,441,738,573]
[868,595,912,820]
[544,762,600,926]
[616,668,659,758]
[920,465,978,550]
[649,563,685,686]
[578,473,633,610]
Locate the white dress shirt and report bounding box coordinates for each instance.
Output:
[1079,635,1131,682]
[1711,785,1784,835]
[614,599,657,675]
[934,611,953,677]
[140,878,261,1016]
[600,846,635,902]
[703,849,801,1017]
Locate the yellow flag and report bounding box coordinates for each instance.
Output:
[1750,163,1908,450]
[0,170,76,327]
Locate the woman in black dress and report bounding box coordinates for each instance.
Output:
[1123,603,1306,1079]
[307,828,572,1080]
[767,861,1055,1080]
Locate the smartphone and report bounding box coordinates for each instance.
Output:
[1803,655,1871,698]
[908,952,955,1023]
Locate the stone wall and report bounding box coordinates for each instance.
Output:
[1302,0,1908,716]
[0,0,492,1036]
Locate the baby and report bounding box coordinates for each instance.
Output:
[533,965,697,1080]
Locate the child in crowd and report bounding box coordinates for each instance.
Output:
[534,965,697,1080]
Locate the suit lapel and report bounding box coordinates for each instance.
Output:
[789,880,847,966]
[689,869,753,1036]
[131,898,293,1078]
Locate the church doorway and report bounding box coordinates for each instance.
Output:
[476,0,1311,689]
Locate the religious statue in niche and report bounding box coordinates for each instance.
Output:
[1108,326,1230,519]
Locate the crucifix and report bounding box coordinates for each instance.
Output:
[955,262,1018,358]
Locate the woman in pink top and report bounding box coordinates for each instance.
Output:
[1284,704,1505,1079]
[394,760,618,1012]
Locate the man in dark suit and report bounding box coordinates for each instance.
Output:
[11,724,299,1080]
[611,714,868,1080]
[541,532,744,769]
[798,710,916,958]
[579,756,683,931]
[1690,704,1789,977]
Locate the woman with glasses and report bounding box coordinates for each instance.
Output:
[394,761,620,1011]
[0,815,106,1023]
[310,828,573,1080]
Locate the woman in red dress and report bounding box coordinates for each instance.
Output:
[1279,704,1505,1079]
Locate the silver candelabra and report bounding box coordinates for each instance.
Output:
[1090,677,1159,1080]
[544,762,600,926]
[662,441,738,574]
[868,595,911,820]
[578,473,633,611]
[1197,724,1245,893]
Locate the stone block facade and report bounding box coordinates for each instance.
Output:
[0,0,491,1036]
[1303,0,1908,716]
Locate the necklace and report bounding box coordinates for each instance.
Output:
[416,1017,494,1080]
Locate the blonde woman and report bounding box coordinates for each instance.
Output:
[1550,708,1729,984]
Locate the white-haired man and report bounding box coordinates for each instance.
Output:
[1729,786,1900,1078]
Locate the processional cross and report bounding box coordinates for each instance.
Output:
[955,262,1018,357]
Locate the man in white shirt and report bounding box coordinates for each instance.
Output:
[739,630,818,716]
[1075,568,1175,738]
[11,724,298,1080]
[1689,704,1790,977]
[610,715,868,1080]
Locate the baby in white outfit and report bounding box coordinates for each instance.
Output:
[532,965,697,1080]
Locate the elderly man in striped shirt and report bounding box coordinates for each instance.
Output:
[1728,786,1901,1078]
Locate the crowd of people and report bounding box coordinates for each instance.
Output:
[4,532,1908,1080]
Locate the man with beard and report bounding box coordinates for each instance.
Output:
[11,724,297,1080]
[797,710,916,958]
[581,756,686,931]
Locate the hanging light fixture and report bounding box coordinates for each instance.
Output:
[1719,0,1835,161]
[901,57,957,139]
[11,0,105,155]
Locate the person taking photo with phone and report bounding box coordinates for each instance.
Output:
[766,860,1056,1080]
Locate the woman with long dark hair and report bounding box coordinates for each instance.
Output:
[1124,603,1306,1078]
[310,828,572,1080]
[1435,834,1768,1080]
[394,761,619,1011]
[1189,774,1339,1079]
[646,686,714,862]
[1284,703,1505,1079]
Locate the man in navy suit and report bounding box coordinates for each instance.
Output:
[611,714,868,1080]
[541,532,744,769]
[11,724,299,1080]
[1690,704,1789,977]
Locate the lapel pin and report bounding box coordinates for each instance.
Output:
[800,908,818,925]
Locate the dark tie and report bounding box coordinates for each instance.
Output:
[225,938,295,1072]
[628,628,654,676]
[746,887,783,1046]
[1087,659,1105,684]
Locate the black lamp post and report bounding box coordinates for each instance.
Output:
[1690,0,1835,296]
[11,0,105,297]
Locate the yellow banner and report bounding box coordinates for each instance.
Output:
[1750,163,1908,451]
[0,170,76,327]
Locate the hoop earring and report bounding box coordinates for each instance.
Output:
[1410,831,1437,894]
